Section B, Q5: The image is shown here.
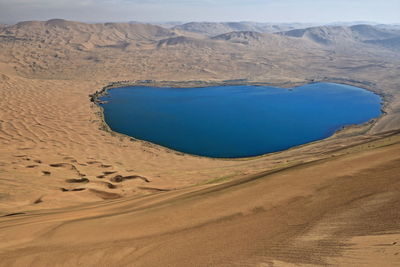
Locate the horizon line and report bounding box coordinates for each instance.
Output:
[2,18,400,26]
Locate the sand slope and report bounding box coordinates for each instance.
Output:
[1,138,399,266]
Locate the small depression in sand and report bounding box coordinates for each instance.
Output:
[99,83,381,158]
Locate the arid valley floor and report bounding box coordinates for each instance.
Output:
[0,20,400,266]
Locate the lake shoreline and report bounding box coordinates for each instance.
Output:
[90,78,387,160]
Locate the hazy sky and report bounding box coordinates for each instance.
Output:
[0,0,399,24]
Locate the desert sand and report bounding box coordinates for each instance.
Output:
[0,19,400,266]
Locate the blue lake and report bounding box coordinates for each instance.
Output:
[99,83,381,158]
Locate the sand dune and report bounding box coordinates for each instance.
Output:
[0,20,400,265]
[1,135,399,266]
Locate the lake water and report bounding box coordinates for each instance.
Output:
[99,83,381,158]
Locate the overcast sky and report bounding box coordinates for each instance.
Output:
[0,0,399,24]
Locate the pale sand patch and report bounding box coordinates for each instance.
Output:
[0,142,399,266]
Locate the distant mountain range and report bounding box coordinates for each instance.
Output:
[171,22,316,36]
[166,21,400,51]
[278,24,400,49]
[1,19,399,53]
